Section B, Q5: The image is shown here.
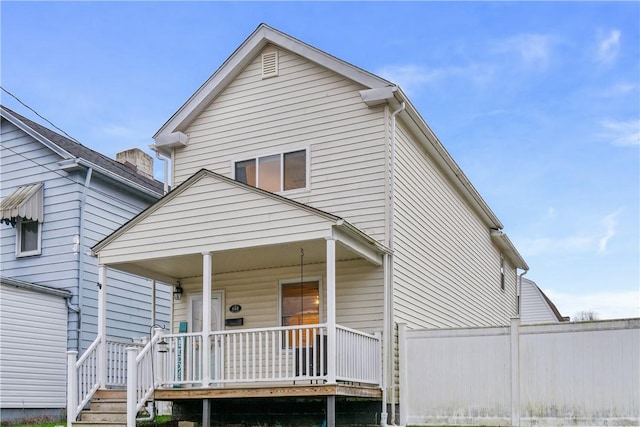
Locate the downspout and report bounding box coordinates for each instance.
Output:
[381,253,389,426]
[77,166,93,352]
[381,104,391,427]
[517,269,529,315]
[149,144,169,195]
[389,101,405,425]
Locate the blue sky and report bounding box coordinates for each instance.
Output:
[2,2,638,320]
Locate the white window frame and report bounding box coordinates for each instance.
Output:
[16,217,42,257]
[232,147,310,194]
[278,276,324,327]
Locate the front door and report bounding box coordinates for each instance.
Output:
[190,292,223,383]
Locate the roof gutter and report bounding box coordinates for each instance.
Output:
[1,276,71,299]
[359,86,503,230]
[396,88,503,229]
[59,158,163,199]
[490,229,529,270]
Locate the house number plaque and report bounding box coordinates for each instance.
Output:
[229,304,242,313]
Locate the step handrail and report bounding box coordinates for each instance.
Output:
[67,335,102,427]
[127,328,163,426]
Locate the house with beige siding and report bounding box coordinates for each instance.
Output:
[520,277,568,323]
[73,24,528,426]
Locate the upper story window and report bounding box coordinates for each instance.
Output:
[234,149,307,193]
[17,217,41,257]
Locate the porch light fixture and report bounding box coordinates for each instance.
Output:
[156,337,169,353]
[173,283,183,301]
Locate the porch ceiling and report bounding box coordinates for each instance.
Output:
[107,238,366,283]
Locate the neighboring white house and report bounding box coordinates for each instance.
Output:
[75,24,530,426]
[0,105,171,422]
[520,277,568,323]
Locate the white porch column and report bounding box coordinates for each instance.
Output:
[66,350,78,427]
[202,252,212,387]
[151,280,157,327]
[326,237,337,384]
[97,264,107,387]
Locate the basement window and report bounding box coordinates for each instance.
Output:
[234,149,307,193]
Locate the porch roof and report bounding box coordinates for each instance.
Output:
[93,169,387,283]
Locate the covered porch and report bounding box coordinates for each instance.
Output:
[69,170,389,426]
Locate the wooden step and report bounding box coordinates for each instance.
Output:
[90,398,127,412]
[92,389,127,399]
[72,389,130,427]
[81,410,127,422]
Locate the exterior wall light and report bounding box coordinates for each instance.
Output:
[173,283,183,301]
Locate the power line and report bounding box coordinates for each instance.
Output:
[1,86,81,143]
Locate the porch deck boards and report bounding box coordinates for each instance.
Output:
[153,383,382,400]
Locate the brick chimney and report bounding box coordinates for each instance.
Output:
[116,148,154,179]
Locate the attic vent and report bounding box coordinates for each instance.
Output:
[262,51,279,79]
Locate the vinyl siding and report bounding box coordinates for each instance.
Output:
[1,118,81,348]
[393,121,517,328]
[172,259,383,335]
[80,176,170,349]
[97,173,338,265]
[173,46,387,242]
[1,118,169,354]
[520,279,560,323]
[0,283,68,409]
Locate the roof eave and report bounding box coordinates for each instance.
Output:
[393,88,504,230]
[491,230,529,270]
[1,108,74,160]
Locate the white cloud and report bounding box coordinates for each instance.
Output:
[521,210,623,257]
[520,235,593,256]
[599,119,640,146]
[596,29,621,64]
[491,33,554,68]
[601,82,638,97]
[545,289,640,320]
[376,63,494,95]
[598,210,620,255]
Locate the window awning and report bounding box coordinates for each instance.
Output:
[0,183,44,225]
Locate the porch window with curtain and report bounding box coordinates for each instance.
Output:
[281,281,319,347]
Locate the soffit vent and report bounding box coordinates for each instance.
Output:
[262,51,279,79]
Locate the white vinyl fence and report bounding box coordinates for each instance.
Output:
[399,318,640,426]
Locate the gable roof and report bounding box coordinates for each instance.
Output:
[154,23,506,233]
[93,167,386,256]
[1,105,164,197]
[154,23,392,139]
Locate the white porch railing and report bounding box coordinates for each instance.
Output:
[67,337,146,426]
[336,325,381,384]
[67,336,101,426]
[153,324,381,387]
[106,339,144,386]
[213,324,329,384]
[157,332,204,387]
